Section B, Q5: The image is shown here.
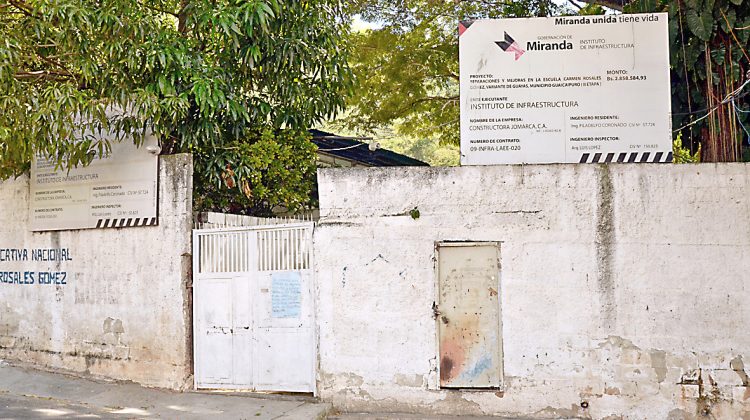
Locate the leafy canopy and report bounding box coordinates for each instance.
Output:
[0,0,352,213]
[339,0,564,146]
[624,0,750,162]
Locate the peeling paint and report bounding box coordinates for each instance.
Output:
[604,386,621,395]
[650,349,667,383]
[731,355,750,386]
[394,374,423,388]
[0,307,21,336]
[434,391,484,416]
[598,335,640,351]
[680,369,701,385]
[334,372,365,388]
[534,403,588,419]
[667,408,696,420]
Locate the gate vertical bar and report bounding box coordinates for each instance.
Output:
[192,229,200,389]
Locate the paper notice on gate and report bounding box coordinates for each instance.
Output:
[271,272,302,318]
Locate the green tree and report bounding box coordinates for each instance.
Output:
[339,0,563,147]
[378,133,460,166]
[582,0,750,162]
[0,0,352,214]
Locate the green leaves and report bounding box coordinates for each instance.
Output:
[628,0,750,161]
[193,128,318,215]
[673,133,701,163]
[340,0,563,147]
[686,9,714,41]
[0,0,352,214]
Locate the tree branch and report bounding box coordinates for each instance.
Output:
[178,0,189,33]
[568,0,583,10]
[139,1,178,17]
[7,0,36,18]
[575,0,628,11]
[14,70,74,81]
[36,54,78,84]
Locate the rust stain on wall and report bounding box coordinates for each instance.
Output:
[439,320,472,382]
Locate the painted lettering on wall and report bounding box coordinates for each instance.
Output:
[0,271,67,285]
[0,248,73,262]
[0,247,72,286]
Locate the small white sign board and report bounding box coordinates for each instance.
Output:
[30,135,159,231]
[459,14,672,165]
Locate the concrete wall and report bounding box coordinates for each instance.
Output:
[0,154,193,389]
[314,164,750,419]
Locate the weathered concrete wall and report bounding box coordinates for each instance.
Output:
[0,154,193,389]
[314,164,750,419]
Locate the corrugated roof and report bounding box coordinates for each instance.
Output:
[310,129,429,167]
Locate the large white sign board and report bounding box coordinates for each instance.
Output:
[459,14,672,165]
[30,135,159,231]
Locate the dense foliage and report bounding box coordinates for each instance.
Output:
[0,0,351,213]
[340,0,564,146]
[624,0,750,161]
[194,128,318,216]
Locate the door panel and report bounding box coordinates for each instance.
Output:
[196,278,233,384]
[254,328,315,392]
[232,277,253,386]
[254,271,314,392]
[437,243,502,388]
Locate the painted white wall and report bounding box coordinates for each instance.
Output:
[315,164,750,419]
[0,154,193,389]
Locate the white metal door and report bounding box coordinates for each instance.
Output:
[194,277,234,385]
[193,276,252,388]
[193,223,315,392]
[437,242,503,388]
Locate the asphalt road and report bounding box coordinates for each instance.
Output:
[0,363,330,420]
[0,392,129,419]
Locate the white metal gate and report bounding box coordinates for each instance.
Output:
[192,223,315,392]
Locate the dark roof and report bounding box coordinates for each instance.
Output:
[310,129,429,167]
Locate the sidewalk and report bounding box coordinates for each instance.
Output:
[329,415,539,420]
[0,361,331,419]
[328,413,529,420]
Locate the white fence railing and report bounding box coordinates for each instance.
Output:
[195,211,317,230]
[194,223,313,274]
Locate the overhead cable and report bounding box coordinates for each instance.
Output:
[672,79,750,133]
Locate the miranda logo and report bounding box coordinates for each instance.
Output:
[495,32,525,60]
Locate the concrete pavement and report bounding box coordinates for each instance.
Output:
[0,362,562,419]
[328,415,541,420]
[0,361,331,419]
